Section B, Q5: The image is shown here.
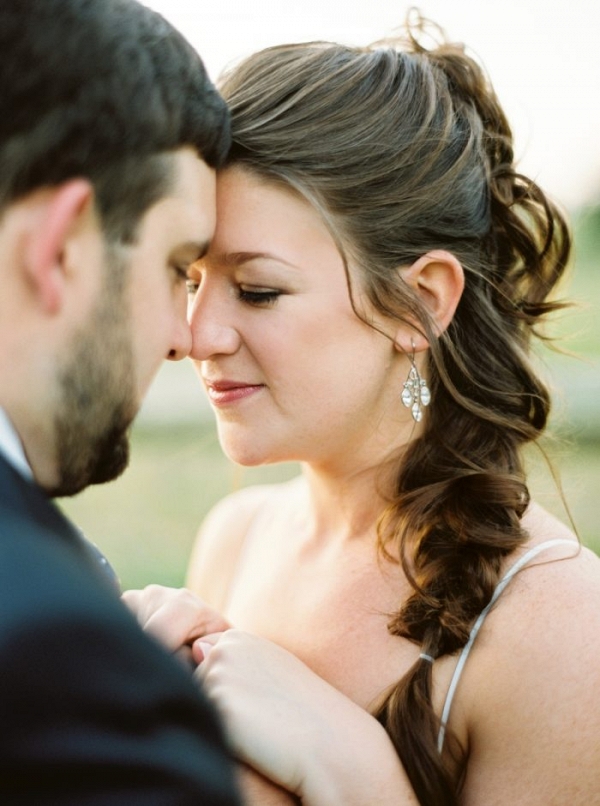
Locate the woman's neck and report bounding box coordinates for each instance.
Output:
[296,451,402,547]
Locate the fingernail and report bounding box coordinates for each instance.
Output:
[197,641,213,662]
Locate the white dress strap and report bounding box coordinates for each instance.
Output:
[437,538,578,753]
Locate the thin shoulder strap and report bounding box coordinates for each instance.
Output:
[437,538,578,753]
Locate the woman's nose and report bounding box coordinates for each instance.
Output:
[188,286,241,360]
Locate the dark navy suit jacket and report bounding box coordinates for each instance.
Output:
[0,454,241,804]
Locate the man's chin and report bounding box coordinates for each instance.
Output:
[51,429,131,498]
[88,435,131,486]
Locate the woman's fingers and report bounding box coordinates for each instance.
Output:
[192,631,223,664]
[122,585,231,653]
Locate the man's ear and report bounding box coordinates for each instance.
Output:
[394,250,464,352]
[24,179,94,315]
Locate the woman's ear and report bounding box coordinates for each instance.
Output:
[24,178,94,315]
[394,250,464,352]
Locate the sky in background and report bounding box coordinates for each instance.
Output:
[143,0,600,211]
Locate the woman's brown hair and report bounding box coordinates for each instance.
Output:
[218,11,571,804]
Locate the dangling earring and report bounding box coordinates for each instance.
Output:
[401,340,431,423]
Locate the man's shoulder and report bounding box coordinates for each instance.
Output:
[0,486,239,803]
[0,479,173,691]
[0,547,240,804]
[0,487,106,611]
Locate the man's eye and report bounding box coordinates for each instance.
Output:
[186,279,200,295]
[238,287,281,306]
[171,264,190,284]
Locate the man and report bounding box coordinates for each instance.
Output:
[0,1,241,802]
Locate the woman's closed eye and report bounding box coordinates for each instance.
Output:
[238,286,282,306]
[184,276,283,305]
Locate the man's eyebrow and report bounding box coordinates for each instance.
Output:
[176,240,211,264]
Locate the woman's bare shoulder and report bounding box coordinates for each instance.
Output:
[185,477,302,607]
[521,498,581,544]
[485,501,600,655]
[515,501,600,601]
[458,503,600,804]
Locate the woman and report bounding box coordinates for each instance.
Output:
[125,13,600,805]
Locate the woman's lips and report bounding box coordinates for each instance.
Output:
[204,380,265,406]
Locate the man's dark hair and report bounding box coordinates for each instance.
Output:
[0,0,230,241]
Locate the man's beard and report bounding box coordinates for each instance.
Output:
[49,248,137,497]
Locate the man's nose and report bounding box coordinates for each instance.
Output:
[167,312,192,361]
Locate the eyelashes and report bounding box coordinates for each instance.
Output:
[238,288,281,306]
[185,278,283,307]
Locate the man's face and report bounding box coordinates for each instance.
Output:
[50,148,216,496]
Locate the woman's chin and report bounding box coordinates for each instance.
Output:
[223,442,301,468]
[220,441,277,468]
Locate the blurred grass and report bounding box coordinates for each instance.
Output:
[58,207,599,590]
[552,204,600,357]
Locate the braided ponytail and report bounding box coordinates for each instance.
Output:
[219,12,571,804]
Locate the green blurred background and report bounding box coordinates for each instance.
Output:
[59,209,600,591]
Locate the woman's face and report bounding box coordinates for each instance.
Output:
[188,166,413,471]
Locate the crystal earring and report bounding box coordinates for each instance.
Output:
[401,340,431,423]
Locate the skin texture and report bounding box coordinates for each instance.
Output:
[126,168,600,805]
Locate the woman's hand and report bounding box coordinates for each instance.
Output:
[194,630,314,796]
[195,630,416,806]
[122,585,231,665]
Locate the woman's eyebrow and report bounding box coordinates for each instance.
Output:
[216,251,300,270]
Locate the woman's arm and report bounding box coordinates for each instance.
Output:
[197,630,419,806]
[238,766,300,806]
